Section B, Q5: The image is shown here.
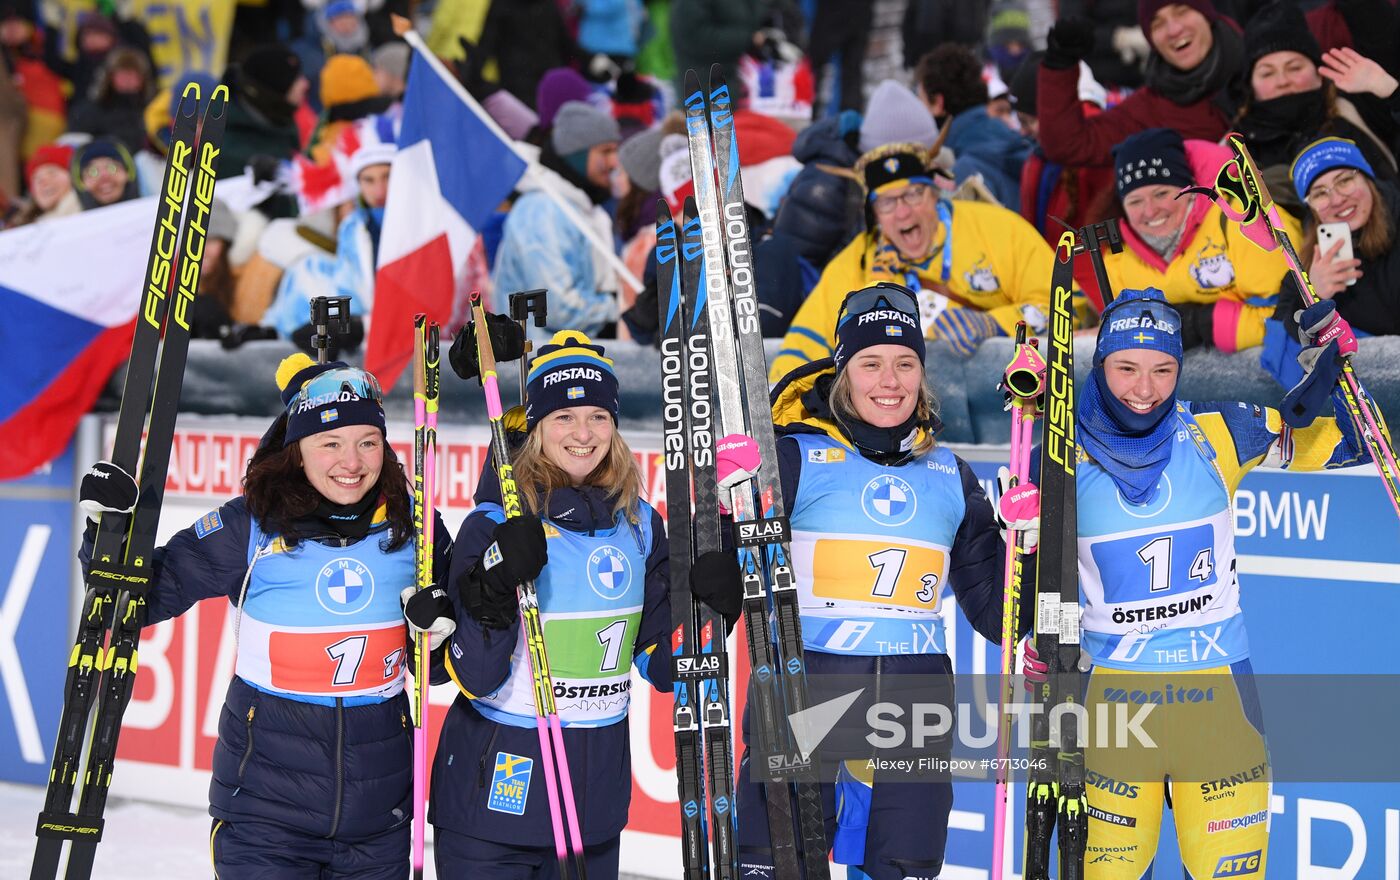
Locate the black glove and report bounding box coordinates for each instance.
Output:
[459,516,548,627]
[1174,302,1215,351]
[80,461,138,523]
[448,311,527,381]
[1044,16,1095,70]
[688,551,744,624]
[401,585,458,650]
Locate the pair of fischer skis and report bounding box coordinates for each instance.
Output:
[992,227,1104,880]
[660,66,831,880]
[30,82,228,880]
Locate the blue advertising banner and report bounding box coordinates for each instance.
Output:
[0,442,76,785]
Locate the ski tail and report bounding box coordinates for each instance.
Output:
[658,200,710,880]
[469,292,587,880]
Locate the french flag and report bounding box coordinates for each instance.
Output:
[0,199,158,480]
[366,44,528,389]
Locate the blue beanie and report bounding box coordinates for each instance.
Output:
[525,331,620,429]
[1094,288,1183,367]
[1291,137,1375,202]
[276,354,386,446]
[833,283,926,371]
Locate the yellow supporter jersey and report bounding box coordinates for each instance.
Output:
[1104,204,1301,353]
[770,199,1056,381]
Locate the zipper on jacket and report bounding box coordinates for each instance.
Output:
[237,705,256,779]
[328,698,345,838]
[477,725,501,789]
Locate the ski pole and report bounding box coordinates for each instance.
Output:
[992,324,1045,880]
[1182,135,1400,523]
[1075,220,1123,307]
[470,291,588,880]
[410,315,439,880]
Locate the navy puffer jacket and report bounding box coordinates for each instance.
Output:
[81,495,451,841]
[772,114,865,267]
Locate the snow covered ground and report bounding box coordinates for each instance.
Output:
[0,781,441,878]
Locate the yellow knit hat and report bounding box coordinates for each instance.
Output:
[319,54,380,108]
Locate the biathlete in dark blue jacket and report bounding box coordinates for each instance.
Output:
[430,330,739,879]
[711,284,1032,880]
[77,353,456,880]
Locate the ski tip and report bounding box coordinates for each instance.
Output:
[175,81,202,119]
[683,195,698,215]
[683,68,702,102]
[656,199,673,226]
[207,83,231,115]
[709,63,725,87]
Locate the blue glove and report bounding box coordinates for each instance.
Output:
[930,308,1003,357]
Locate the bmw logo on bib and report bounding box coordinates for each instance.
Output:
[316,558,376,615]
[587,545,632,601]
[862,475,917,527]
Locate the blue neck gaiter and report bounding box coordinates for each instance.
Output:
[1077,365,1178,505]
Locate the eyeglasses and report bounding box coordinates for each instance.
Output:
[81,159,125,182]
[1305,170,1362,208]
[871,183,931,215]
[287,368,384,413]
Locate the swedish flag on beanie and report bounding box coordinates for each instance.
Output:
[1094,287,1183,367]
[525,331,619,429]
[276,353,387,446]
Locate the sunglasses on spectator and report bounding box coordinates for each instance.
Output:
[81,159,126,181]
[1305,170,1363,208]
[871,183,932,215]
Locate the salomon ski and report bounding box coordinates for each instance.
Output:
[683,66,830,880]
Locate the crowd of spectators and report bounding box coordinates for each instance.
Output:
[0,0,1397,390]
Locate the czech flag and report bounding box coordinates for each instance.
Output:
[366,45,528,390]
[0,199,157,481]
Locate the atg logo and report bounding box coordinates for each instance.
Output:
[316,558,375,615]
[861,475,917,527]
[587,545,632,600]
[1212,850,1261,877]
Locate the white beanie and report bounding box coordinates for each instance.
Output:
[859,80,939,154]
[350,142,396,178]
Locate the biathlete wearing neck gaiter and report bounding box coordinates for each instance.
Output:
[1077,287,1182,504]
